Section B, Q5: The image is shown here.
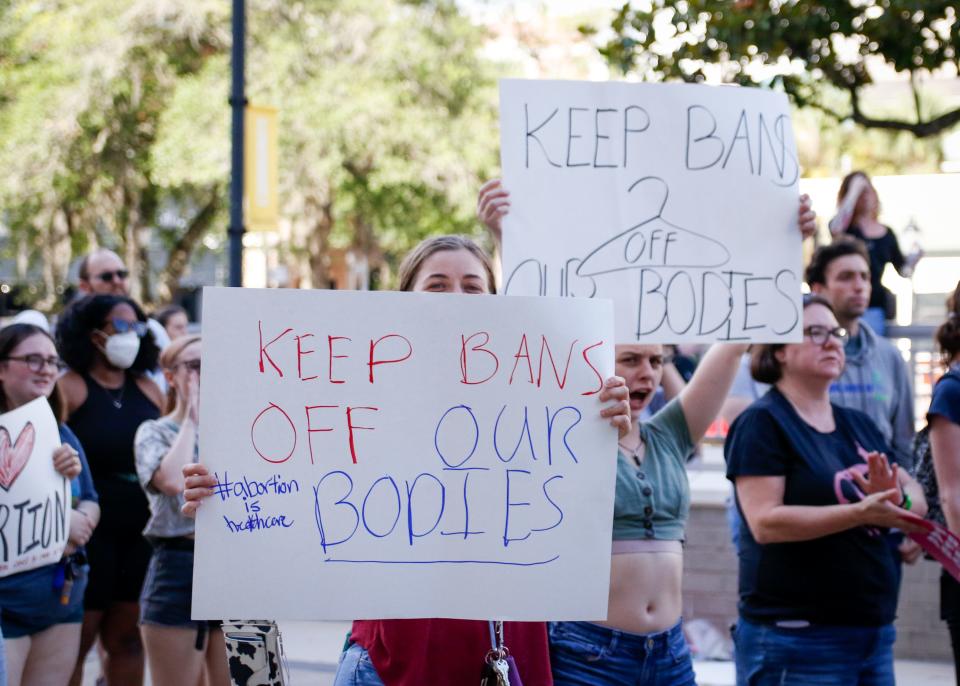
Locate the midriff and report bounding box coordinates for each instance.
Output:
[597,551,683,634]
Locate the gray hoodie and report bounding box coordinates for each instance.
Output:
[829,321,916,469]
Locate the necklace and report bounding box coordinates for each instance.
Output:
[102,380,126,409]
[618,440,643,467]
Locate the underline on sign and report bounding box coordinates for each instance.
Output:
[323,556,560,567]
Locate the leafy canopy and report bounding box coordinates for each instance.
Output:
[588,1,960,138]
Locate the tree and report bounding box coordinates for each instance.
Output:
[0,0,228,306]
[0,0,499,306]
[588,1,960,138]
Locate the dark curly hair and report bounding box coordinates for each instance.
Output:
[56,295,159,374]
[0,323,66,422]
[805,236,871,288]
[936,281,960,366]
[751,294,838,385]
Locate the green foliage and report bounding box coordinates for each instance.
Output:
[0,0,499,304]
[590,1,960,138]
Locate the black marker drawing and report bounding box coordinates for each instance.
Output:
[576,176,731,278]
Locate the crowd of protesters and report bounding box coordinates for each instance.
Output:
[0,171,956,686]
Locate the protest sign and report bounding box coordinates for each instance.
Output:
[906,516,960,583]
[499,79,803,343]
[193,287,617,621]
[0,397,69,577]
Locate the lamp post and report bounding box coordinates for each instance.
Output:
[229,0,245,287]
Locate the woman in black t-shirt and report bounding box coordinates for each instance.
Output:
[725,295,928,686]
[56,295,164,686]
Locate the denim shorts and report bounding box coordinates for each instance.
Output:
[0,561,88,638]
[549,619,696,686]
[733,618,895,686]
[333,643,386,686]
[139,544,198,629]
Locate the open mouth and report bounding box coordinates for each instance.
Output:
[629,389,653,407]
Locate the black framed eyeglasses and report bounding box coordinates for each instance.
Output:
[803,325,848,346]
[109,318,148,337]
[95,269,129,283]
[3,354,67,373]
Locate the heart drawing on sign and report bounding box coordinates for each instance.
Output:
[0,422,37,492]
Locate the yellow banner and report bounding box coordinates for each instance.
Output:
[244,105,279,231]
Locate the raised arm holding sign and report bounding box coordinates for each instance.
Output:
[486,79,817,685]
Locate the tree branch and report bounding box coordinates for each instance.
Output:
[792,86,960,139]
[158,191,220,303]
[847,86,960,138]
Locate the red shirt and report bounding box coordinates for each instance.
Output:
[350,619,553,686]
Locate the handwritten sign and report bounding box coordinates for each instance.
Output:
[0,397,68,577]
[193,287,617,621]
[499,79,803,343]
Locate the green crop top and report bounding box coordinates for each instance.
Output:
[613,398,693,541]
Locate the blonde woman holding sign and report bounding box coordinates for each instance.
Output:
[0,323,100,686]
[183,233,632,686]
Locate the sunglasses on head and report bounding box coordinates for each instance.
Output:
[95,269,129,283]
[108,318,148,337]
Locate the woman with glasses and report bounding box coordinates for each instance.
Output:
[56,294,163,686]
[133,335,229,686]
[0,323,100,686]
[725,295,927,685]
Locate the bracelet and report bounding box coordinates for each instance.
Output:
[899,490,912,511]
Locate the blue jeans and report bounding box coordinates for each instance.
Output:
[333,643,385,686]
[733,618,895,686]
[549,620,696,686]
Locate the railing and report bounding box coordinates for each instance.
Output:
[888,324,943,428]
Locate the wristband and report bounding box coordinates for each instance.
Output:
[899,490,912,511]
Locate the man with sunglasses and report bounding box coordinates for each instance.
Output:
[78,249,132,296]
[77,249,170,355]
[806,236,920,565]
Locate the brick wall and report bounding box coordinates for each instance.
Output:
[683,502,952,661]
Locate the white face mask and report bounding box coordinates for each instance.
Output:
[103,331,141,369]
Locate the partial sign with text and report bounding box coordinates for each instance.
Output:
[193,287,617,621]
[500,79,802,343]
[0,397,69,577]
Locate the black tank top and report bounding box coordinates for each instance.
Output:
[67,372,160,533]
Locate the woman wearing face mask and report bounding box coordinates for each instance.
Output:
[182,234,632,686]
[56,294,163,686]
[0,323,99,686]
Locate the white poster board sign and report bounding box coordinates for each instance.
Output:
[500,79,803,343]
[193,287,617,621]
[0,397,69,577]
